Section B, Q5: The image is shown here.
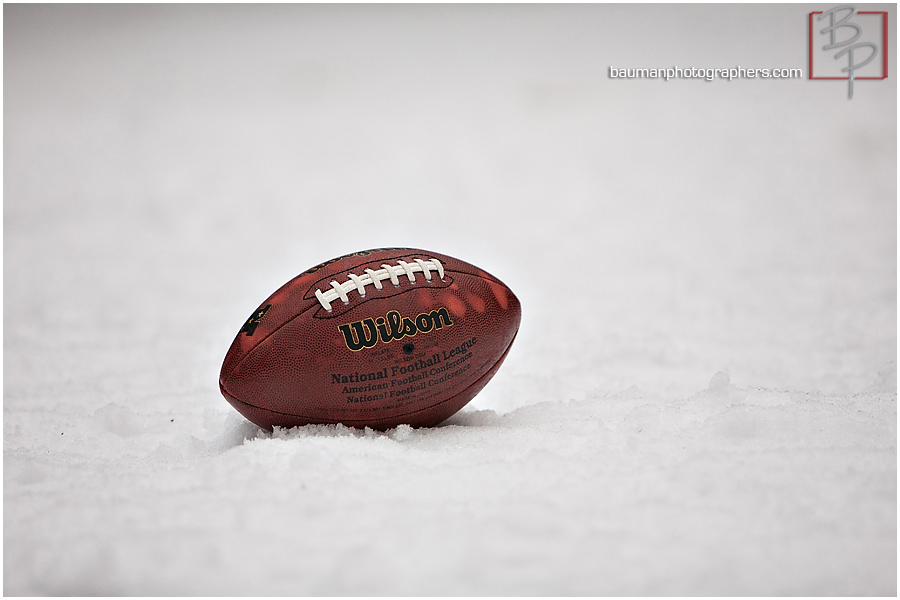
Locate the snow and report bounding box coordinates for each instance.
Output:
[3,4,896,596]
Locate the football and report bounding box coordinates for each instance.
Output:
[219,247,521,430]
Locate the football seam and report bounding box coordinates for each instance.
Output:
[221,269,518,419]
[219,298,319,385]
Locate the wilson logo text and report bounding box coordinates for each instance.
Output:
[339,308,453,351]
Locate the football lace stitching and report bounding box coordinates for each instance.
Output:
[314,258,445,312]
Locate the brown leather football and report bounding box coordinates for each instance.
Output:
[219,247,521,430]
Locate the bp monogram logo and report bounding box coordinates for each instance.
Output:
[809,6,888,99]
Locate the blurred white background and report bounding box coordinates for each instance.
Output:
[4,4,896,595]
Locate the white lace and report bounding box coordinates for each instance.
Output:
[314,258,445,311]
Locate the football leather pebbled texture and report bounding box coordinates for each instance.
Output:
[219,247,521,430]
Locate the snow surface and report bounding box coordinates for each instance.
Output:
[3,4,897,596]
